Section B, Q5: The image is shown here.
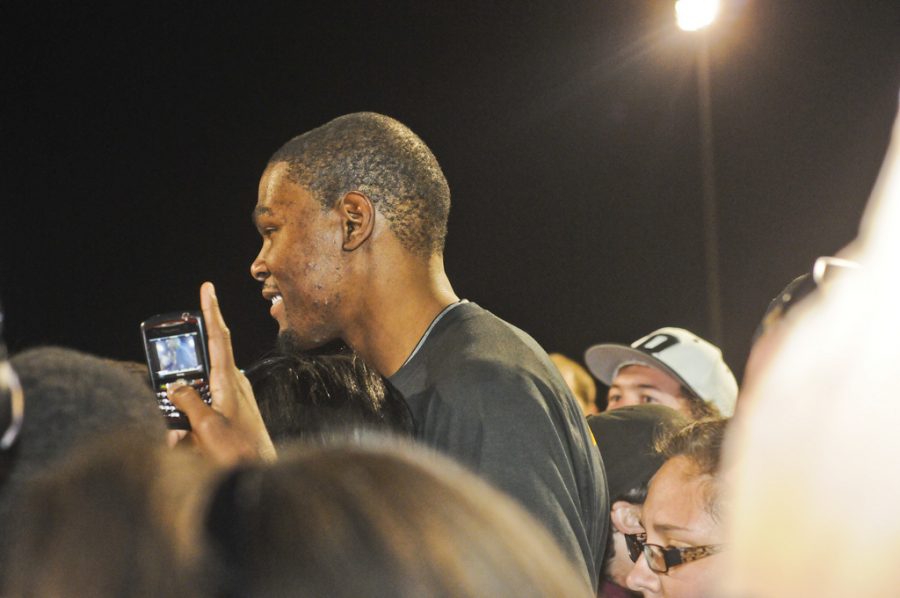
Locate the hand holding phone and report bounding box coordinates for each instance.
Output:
[167,282,276,463]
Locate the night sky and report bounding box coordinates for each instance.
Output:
[3,1,899,388]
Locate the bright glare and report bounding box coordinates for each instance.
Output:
[675,0,720,31]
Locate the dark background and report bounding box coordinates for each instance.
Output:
[2,1,899,388]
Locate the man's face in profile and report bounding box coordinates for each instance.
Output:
[250,162,346,350]
[606,365,692,417]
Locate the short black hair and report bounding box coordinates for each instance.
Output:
[269,112,451,258]
[245,348,413,445]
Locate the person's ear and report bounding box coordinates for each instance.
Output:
[610,500,644,535]
[337,192,375,251]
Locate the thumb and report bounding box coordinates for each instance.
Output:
[167,380,210,426]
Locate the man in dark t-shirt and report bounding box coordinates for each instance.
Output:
[391,301,606,588]
[170,113,607,590]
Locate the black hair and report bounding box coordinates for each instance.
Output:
[269,112,451,258]
[245,348,413,445]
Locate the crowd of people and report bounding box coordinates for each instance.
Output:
[1,101,899,596]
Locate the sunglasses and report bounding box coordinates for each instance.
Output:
[0,304,24,451]
[755,256,861,341]
[625,532,724,574]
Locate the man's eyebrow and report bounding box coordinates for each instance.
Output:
[251,206,272,225]
[610,383,662,391]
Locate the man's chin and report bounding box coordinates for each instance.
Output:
[276,330,348,356]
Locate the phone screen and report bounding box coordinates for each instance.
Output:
[149,332,203,378]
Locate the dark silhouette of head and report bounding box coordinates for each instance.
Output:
[245,349,413,445]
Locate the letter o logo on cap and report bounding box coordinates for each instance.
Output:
[636,334,679,355]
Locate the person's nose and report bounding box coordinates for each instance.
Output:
[250,249,269,282]
[626,550,662,596]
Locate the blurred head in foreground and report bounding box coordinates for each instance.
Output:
[5,431,214,596]
[203,439,594,597]
[722,100,900,597]
[0,346,166,581]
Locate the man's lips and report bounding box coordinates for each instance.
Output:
[262,288,284,319]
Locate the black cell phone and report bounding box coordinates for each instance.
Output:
[140,311,212,429]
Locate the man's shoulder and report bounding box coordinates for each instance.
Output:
[415,304,563,407]
[425,302,547,366]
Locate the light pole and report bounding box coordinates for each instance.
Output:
[676,0,722,345]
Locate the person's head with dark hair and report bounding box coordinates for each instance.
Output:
[625,418,729,598]
[245,349,412,445]
[0,346,167,581]
[202,439,594,598]
[269,112,450,258]
[4,430,215,597]
[99,358,152,388]
[588,405,691,597]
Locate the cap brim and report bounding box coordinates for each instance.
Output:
[584,343,693,393]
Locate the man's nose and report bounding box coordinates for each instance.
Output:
[250,253,269,282]
[626,551,662,595]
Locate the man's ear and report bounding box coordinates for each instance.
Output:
[610,500,644,535]
[338,191,375,251]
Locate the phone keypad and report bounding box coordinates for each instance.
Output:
[156,378,212,419]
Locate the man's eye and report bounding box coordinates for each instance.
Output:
[262,227,278,237]
[641,395,658,404]
[608,394,621,403]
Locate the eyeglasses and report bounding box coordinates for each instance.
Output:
[811,256,860,287]
[0,304,25,451]
[625,532,724,574]
[755,256,862,341]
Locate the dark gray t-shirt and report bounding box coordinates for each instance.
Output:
[389,302,607,590]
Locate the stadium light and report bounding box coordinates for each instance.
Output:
[675,0,720,32]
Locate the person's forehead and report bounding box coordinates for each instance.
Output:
[612,364,679,389]
[255,162,316,214]
[643,457,716,534]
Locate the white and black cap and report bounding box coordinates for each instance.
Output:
[584,327,738,417]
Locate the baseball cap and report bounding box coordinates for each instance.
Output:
[588,404,690,503]
[584,327,738,417]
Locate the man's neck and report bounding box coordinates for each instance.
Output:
[343,254,458,377]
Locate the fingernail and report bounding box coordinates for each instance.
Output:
[166,379,188,395]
